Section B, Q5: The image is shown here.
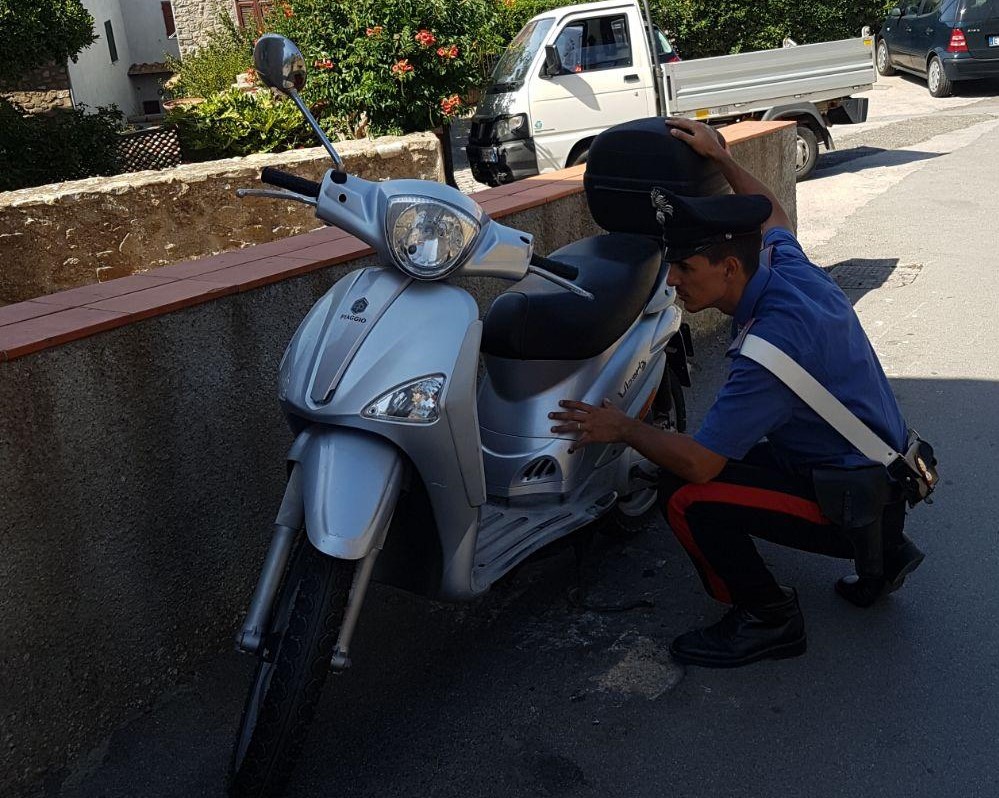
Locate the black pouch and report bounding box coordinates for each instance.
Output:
[812,465,892,580]
[888,428,939,507]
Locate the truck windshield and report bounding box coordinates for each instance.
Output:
[488,18,555,93]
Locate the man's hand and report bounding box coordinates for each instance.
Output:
[665,117,729,161]
[549,399,639,454]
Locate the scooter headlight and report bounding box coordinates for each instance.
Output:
[385,196,480,280]
[363,375,446,424]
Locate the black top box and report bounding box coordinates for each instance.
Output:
[583,117,731,236]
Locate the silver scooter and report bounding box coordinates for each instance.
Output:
[228,34,692,798]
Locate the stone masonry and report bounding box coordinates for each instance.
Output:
[0,62,73,116]
[171,0,235,57]
[0,132,443,304]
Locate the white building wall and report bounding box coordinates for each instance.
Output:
[120,0,181,63]
[67,0,139,116]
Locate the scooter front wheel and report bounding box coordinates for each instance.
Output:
[229,537,354,798]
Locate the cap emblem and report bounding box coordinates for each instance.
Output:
[650,187,674,226]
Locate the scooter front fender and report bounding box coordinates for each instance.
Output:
[288,425,404,559]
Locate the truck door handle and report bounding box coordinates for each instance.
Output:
[624,74,641,83]
[926,27,934,34]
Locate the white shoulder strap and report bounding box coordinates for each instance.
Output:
[739,333,900,466]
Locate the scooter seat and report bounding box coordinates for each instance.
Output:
[481,233,662,360]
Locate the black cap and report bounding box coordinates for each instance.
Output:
[650,188,772,262]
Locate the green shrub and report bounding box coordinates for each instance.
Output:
[0,0,96,79]
[0,98,123,191]
[650,0,894,59]
[163,14,254,100]
[265,0,502,137]
[166,88,314,161]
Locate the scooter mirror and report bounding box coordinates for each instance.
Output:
[253,33,307,94]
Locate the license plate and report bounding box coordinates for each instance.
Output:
[990,35,999,46]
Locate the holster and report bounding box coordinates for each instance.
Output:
[812,465,892,581]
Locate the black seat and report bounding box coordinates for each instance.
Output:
[481,233,662,360]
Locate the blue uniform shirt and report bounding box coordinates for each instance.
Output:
[693,227,908,471]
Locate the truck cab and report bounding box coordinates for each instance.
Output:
[467,1,676,186]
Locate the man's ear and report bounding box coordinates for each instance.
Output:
[723,254,742,280]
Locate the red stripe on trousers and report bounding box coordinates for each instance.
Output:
[666,482,830,605]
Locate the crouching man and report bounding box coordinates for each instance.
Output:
[549,118,925,668]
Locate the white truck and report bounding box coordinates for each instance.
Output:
[466,0,875,184]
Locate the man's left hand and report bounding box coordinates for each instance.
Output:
[549,399,639,453]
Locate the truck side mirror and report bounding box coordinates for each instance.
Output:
[889,7,902,16]
[543,45,564,78]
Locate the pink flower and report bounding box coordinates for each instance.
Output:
[391,59,414,76]
[440,94,462,115]
[314,58,335,70]
[436,44,459,59]
[365,25,383,37]
[415,29,436,47]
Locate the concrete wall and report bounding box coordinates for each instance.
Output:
[0,132,444,303]
[120,0,181,64]
[68,0,139,116]
[0,123,794,795]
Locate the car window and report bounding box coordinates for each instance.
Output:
[960,0,999,22]
[919,0,943,14]
[553,14,633,74]
[903,2,920,16]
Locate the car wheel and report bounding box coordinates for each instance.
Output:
[927,55,953,97]
[876,39,896,77]
[795,124,819,181]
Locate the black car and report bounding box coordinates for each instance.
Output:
[877,0,999,96]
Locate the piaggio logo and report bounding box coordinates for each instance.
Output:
[340,296,369,323]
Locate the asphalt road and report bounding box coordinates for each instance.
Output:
[59,75,999,798]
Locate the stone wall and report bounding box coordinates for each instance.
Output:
[0,132,444,304]
[0,62,73,116]
[170,0,233,57]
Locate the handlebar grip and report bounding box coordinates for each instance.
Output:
[530,252,578,281]
[260,167,322,198]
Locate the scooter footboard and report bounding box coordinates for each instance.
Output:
[288,426,404,559]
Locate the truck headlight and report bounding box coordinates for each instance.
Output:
[385,196,480,280]
[493,114,528,142]
[363,375,446,424]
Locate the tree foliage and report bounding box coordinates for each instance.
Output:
[0,0,96,81]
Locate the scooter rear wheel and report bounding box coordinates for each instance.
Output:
[601,368,686,537]
[229,537,354,798]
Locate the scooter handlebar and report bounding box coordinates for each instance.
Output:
[530,252,578,281]
[260,167,322,199]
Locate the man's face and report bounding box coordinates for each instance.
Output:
[665,253,731,313]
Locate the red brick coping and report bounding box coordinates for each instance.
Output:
[0,121,790,362]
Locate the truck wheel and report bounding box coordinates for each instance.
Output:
[567,144,590,167]
[928,56,953,98]
[876,39,896,77]
[795,124,819,181]
[229,539,355,798]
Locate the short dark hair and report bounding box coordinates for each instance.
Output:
[703,230,764,277]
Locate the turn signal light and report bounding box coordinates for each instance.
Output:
[947,28,968,52]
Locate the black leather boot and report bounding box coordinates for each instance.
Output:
[669,587,806,668]
[835,535,925,608]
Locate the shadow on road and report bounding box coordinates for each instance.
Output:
[892,70,999,98]
[814,146,941,179]
[57,370,999,798]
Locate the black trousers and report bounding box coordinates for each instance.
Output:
[659,444,906,607]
